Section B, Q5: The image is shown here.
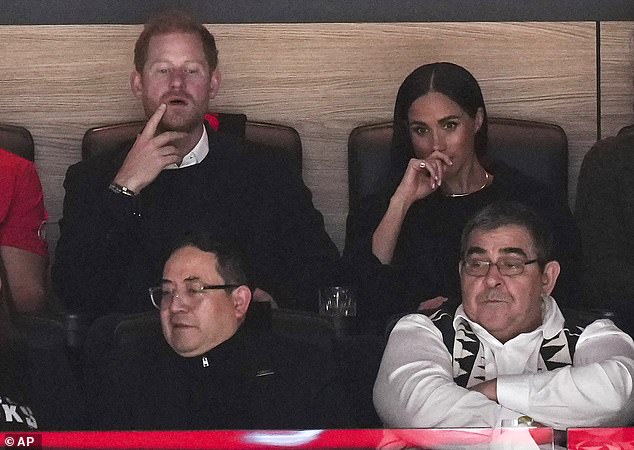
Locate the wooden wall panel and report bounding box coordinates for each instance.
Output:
[0,22,596,253]
[600,22,634,139]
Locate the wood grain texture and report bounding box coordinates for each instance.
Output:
[600,22,634,139]
[0,22,597,253]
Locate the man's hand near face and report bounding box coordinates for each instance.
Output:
[113,103,189,194]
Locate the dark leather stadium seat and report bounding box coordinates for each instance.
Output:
[0,123,35,161]
[12,314,87,429]
[348,117,568,210]
[82,113,303,176]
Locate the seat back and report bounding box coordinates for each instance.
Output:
[271,308,336,351]
[114,311,161,346]
[112,308,338,349]
[0,123,35,161]
[348,117,568,210]
[12,314,87,429]
[82,113,303,176]
[13,314,67,350]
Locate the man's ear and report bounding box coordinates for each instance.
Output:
[208,69,221,100]
[130,70,143,99]
[232,285,251,320]
[541,261,561,296]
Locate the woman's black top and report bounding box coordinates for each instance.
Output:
[344,162,582,321]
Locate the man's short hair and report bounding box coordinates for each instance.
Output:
[134,10,219,73]
[164,232,250,288]
[461,201,554,268]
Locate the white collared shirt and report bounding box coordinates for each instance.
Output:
[373,295,634,430]
[165,124,209,170]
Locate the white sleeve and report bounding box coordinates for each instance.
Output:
[497,319,634,429]
[373,314,520,428]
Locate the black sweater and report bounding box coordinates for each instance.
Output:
[53,124,340,315]
[90,326,351,430]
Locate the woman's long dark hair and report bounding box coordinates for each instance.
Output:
[389,62,489,185]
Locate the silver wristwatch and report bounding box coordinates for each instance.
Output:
[108,182,136,197]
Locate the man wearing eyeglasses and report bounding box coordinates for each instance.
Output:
[91,232,350,430]
[374,201,634,431]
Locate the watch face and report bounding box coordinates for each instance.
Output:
[109,182,135,197]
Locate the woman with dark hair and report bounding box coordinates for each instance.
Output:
[344,62,580,321]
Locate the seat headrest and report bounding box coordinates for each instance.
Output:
[348,117,568,210]
[0,123,35,161]
[82,112,247,160]
[82,113,303,176]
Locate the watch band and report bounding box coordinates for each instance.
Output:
[108,182,136,197]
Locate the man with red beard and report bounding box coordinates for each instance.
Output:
[53,11,339,316]
[373,201,634,431]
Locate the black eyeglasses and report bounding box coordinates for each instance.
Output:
[148,280,240,310]
[461,257,539,277]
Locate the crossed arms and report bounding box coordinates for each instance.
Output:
[373,313,634,430]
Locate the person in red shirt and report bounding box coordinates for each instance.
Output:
[0,148,48,313]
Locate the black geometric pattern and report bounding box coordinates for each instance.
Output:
[453,322,483,387]
[429,306,592,385]
[540,325,583,370]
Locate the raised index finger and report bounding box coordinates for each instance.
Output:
[140,103,167,139]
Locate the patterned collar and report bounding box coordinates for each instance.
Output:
[453,295,565,344]
[445,296,575,387]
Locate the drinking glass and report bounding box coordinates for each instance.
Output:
[318,286,357,317]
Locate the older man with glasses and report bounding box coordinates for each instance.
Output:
[373,201,634,432]
[90,232,350,430]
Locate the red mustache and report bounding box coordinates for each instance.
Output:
[162,92,193,104]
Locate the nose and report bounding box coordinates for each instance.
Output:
[432,129,446,152]
[484,263,504,288]
[168,291,189,313]
[169,68,186,89]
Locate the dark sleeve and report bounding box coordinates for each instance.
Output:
[52,157,143,314]
[541,190,583,310]
[28,347,87,430]
[308,351,357,428]
[247,150,342,311]
[88,346,136,430]
[343,195,420,321]
[331,334,385,427]
[282,341,356,429]
[575,138,634,314]
[500,165,583,309]
[520,190,583,309]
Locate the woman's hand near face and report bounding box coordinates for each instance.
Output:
[372,151,452,265]
[392,152,453,207]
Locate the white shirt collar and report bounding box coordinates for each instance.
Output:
[165,124,209,170]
